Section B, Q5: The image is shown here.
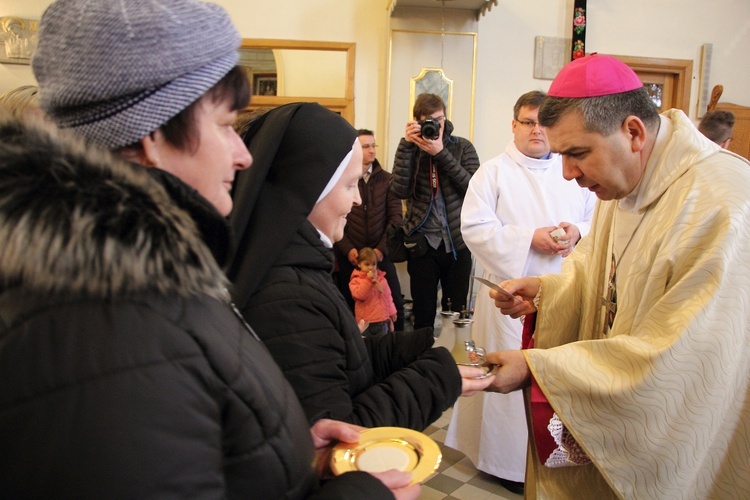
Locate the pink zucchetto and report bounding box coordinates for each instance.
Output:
[548,53,643,98]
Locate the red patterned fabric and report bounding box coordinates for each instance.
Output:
[523,313,591,468]
[522,314,558,462]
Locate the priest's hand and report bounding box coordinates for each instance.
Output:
[484,350,531,393]
[555,221,581,257]
[532,225,569,255]
[492,277,540,319]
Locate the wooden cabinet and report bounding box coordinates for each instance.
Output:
[715,102,750,160]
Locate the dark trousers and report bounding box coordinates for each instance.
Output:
[336,253,405,331]
[407,244,472,330]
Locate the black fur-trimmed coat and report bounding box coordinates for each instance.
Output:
[0,117,387,499]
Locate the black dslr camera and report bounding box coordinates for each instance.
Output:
[418,118,441,140]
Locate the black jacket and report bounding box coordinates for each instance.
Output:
[335,159,403,257]
[0,117,387,499]
[389,120,479,252]
[239,220,462,428]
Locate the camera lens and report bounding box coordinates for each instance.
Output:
[419,118,440,140]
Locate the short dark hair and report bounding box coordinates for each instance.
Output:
[357,129,374,138]
[698,110,735,144]
[161,65,250,152]
[513,91,546,120]
[413,93,446,120]
[539,87,660,136]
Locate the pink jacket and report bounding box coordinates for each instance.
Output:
[349,269,397,324]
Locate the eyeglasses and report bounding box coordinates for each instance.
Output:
[516,120,541,129]
[361,144,378,150]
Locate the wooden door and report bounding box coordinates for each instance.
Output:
[638,72,674,113]
[610,55,692,114]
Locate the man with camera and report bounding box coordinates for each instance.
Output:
[390,93,479,329]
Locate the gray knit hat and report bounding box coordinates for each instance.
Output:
[33,0,240,149]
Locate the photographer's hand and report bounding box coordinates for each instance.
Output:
[404,121,421,143]
[414,136,444,156]
[555,222,581,257]
[406,121,444,155]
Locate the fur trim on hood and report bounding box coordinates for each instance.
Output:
[0,114,229,300]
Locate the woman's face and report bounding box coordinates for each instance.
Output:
[308,141,363,242]
[148,96,252,216]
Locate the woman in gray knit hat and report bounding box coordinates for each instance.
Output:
[0,0,417,498]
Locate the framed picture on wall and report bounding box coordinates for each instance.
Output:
[251,72,277,96]
[410,68,453,120]
[0,16,39,64]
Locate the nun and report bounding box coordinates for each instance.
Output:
[228,103,492,430]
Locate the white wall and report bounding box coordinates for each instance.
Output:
[0,0,392,135]
[213,0,391,135]
[276,50,347,98]
[2,0,748,167]
[472,0,750,162]
[386,7,479,169]
[471,0,568,161]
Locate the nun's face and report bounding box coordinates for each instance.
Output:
[308,141,363,242]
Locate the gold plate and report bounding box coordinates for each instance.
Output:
[330,426,442,484]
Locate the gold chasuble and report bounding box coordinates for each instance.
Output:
[524,110,750,499]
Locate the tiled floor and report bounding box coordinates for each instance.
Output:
[421,408,524,500]
[400,297,523,498]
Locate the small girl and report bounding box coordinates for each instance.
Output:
[349,247,397,337]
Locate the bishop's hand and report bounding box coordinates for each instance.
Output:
[484,350,531,393]
[492,277,540,319]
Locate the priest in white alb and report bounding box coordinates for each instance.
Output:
[445,90,595,495]
[486,54,750,499]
